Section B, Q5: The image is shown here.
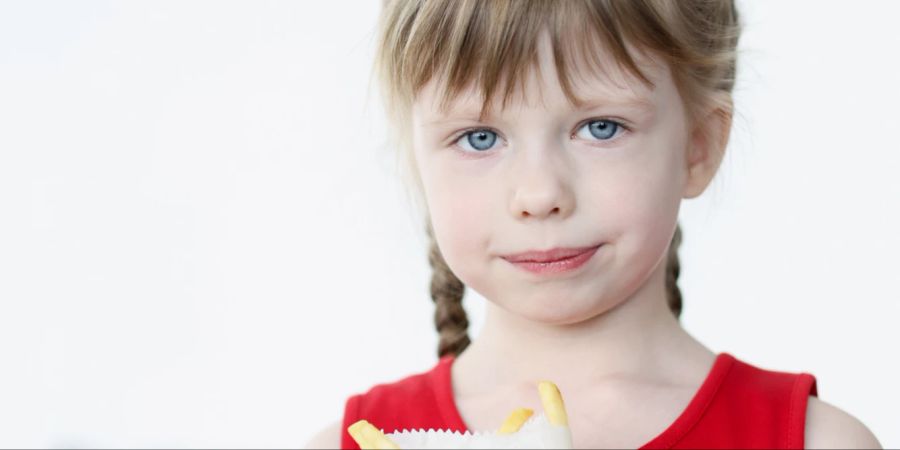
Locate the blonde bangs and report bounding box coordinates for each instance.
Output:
[375,0,737,126]
[377,1,651,125]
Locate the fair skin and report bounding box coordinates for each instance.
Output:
[305,30,881,449]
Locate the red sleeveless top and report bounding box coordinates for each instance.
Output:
[340,352,818,449]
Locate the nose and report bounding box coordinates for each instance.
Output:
[508,149,576,220]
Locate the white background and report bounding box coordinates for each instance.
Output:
[0,1,897,448]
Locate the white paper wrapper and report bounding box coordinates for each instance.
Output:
[384,412,573,449]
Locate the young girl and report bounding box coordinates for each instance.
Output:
[307,0,881,448]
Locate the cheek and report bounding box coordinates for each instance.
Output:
[419,162,494,282]
[611,162,680,231]
[593,136,685,261]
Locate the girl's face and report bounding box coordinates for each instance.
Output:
[411,33,715,325]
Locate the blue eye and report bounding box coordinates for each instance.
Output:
[456,129,498,152]
[575,119,624,141]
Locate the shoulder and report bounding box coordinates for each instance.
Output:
[355,358,450,408]
[303,419,342,450]
[321,359,449,449]
[352,364,441,414]
[805,396,882,449]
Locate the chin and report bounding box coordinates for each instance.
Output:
[506,291,618,326]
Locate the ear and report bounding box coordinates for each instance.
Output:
[682,98,733,199]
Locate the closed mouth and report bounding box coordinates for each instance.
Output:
[501,244,602,263]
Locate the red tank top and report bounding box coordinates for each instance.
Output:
[340,352,818,449]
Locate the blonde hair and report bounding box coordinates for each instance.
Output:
[372,0,741,358]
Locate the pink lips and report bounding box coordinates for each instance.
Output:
[501,245,602,275]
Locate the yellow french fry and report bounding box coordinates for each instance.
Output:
[497,407,534,434]
[348,420,400,449]
[538,381,568,426]
[348,420,373,449]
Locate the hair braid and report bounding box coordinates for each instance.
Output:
[425,221,471,358]
[665,222,684,319]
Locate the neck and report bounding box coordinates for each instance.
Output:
[452,257,711,396]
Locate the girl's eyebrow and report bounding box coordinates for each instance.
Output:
[422,113,486,126]
[577,95,656,112]
[422,95,655,126]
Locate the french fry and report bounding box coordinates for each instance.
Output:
[497,407,534,435]
[348,420,373,449]
[348,420,401,449]
[350,382,570,448]
[538,381,568,427]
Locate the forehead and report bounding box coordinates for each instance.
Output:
[412,29,674,119]
[413,33,669,122]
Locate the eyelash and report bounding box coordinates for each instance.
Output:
[449,118,631,155]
